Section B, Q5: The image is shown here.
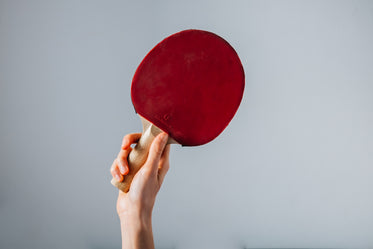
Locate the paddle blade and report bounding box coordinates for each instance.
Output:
[131,29,245,146]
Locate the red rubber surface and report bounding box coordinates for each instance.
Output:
[131,29,245,146]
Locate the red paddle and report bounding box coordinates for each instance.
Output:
[111,29,244,192]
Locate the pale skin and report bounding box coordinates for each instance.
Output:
[110,132,171,249]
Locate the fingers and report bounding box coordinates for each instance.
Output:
[118,133,141,174]
[144,133,168,175]
[111,133,142,181]
[117,147,132,175]
[121,133,142,150]
[110,159,123,182]
[158,144,171,186]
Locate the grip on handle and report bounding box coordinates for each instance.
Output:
[111,118,163,192]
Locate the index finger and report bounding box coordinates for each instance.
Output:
[121,133,142,149]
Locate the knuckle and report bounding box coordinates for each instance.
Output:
[139,168,149,178]
[121,136,129,146]
[142,165,155,176]
[123,134,131,141]
[154,147,162,156]
[110,160,117,172]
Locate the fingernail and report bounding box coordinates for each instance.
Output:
[119,164,126,174]
[115,173,122,181]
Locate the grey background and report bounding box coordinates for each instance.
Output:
[1,0,372,249]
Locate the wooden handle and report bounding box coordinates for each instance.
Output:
[111,117,163,192]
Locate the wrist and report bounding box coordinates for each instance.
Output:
[118,202,153,220]
[119,209,152,229]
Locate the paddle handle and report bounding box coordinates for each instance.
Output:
[111,119,162,192]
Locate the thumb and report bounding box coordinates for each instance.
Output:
[144,132,168,174]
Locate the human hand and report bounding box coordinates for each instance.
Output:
[110,132,170,219]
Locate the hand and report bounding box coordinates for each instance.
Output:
[110,132,171,219]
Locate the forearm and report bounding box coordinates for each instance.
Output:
[113,133,170,249]
[120,212,154,249]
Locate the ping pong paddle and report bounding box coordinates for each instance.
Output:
[111,29,244,192]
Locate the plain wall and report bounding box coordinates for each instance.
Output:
[1,1,372,248]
